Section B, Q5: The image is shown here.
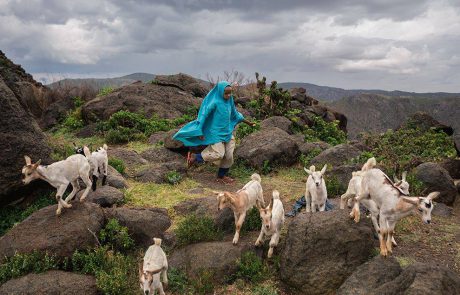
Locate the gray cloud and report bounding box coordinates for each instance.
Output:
[1,0,459,92]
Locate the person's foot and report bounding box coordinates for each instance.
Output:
[186,152,198,169]
[216,176,235,185]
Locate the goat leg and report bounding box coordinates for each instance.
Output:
[91,175,98,191]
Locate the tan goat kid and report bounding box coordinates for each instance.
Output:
[139,238,168,295]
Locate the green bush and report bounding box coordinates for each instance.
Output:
[62,108,84,130]
[241,207,262,233]
[73,96,84,108]
[98,86,115,97]
[361,127,456,173]
[108,157,125,175]
[299,148,322,167]
[253,283,279,295]
[189,269,215,295]
[175,214,223,246]
[0,194,55,236]
[0,251,62,284]
[165,170,182,185]
[234,251,268,283]
[168,268,190,294]
[303,116,346,146]
[252,73,291,118]
[99,219,134,252]
[326,176,346,197]
[229,160,255,181]
[236,120,260,140]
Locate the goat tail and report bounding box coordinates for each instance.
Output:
[102,144,108,151]
[251,173,262,183]
[83,146,91,158]
[272,190,280,200]
[153,238,162,246]
[361,157,376,171]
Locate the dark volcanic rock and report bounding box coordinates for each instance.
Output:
[75,185,124,207]
[310,144,361,167]
[153,73,209,97]
[0,202,105,262]
[415,162,457,205]
[104,207,171,247]
[236,127,299,169]
[260,116,293,134]
[106,165,128,189]
[280,210,374,295]
[135,147,186,183]
[0,271,98,295]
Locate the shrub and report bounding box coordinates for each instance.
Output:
[98,86,115,97]
[262,160,272,175]
[62,108,84,131]
[303,116,346,146]
[253,282,279,295]
[99,219,134,252]
[234,251,268,283]
[0,251,62,284]
[0,193,55,236]
[236,119,260,140]
[175,214,223,246]
[168,268,190,294]
[189,269,215,295]
[299,148,322,167]
[165,170,182,185]
[326,175,346,197]
[229,159,255,181]
[108,157,125,175]
[252,73,292,119]
[241,207,262,233]
[361,127,456,173]
[73,96,84,108]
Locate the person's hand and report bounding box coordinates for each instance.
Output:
[248,121,256,127]
[199,136,205,140]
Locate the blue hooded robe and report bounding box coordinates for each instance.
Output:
[173,81,244,147]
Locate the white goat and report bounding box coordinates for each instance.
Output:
[340,157,377,209]
[304,164,327,212]
[353,168,439,256]
[215,173,265,245]
[74,143,109,191]
[21,152,92,215]
[255,190,285,258]
[140,238,168,295]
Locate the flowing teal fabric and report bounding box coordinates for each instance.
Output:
[173,81,244,146]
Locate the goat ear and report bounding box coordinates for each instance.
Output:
[320,164,327,175]
[427,191,440,200]
[255,199,262,210]
[24,156,32,165]
[34,159,41,167]
[402,196,419,205]
[267,199,272,210]
[224,192,236,203]
[139,262,143,277]
[393,175,400,183]
[402,171,407,181]
[304,167,312,175]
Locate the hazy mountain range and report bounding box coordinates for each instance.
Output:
[47,73,155,90]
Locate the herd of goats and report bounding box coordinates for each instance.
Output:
[20,144,439,295]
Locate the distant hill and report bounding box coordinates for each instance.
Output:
[327,94,460,141]
[279,82,460,101]
[48,73,155,90]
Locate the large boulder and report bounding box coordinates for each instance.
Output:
[280,210,374,295]
[75,185,124,207]
[106,165,128,189]
[173,196,234,232]
[337,256,402,295]
[163,128,186,151]
[135,147,186,183]
[415,162,457,205]
[310,144,361,167]
[374,263,460,294]
[0,271,98,295]
[104,207,171,247]
[440,158,460,179]
[401,111,454,135]
[0,202,105,262]
[81,82,201,123]
[153,73,209,97]
[289,87,318,106]
[0,68,52,206]
[168,234,257,283]
[236,127,299,169]
[260,116,293,134]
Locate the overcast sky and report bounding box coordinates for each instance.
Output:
[1,0,460,92]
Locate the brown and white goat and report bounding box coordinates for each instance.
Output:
[353,168,439,256]
[255,190,285,258]
[139,238,168,295]
[21,152,92,215]
[215,173,265,245]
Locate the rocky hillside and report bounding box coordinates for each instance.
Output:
[280,82,460,101]
[47,73,156,90]
[327,94,460,144]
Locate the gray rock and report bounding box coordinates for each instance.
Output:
[0,271,98,295]
[415,162,457,205]
[135,148,186,183]
[236,127,299,169]
[337,256,402,295]
[327,164,361,196]
[260,116,293,134]
[106,165,128,189]
[163,128,185,151]
[75,185,124,207]
[104,207,171,247]
[148,131,167,145]
[0,202,105,262]
[311,144,362,167]
[153,73,209,97]
[280,210,374,295]
[431,202,452,217]
[440,158,460,179]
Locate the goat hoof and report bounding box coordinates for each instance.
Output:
[232,239,238,245]
[79,197,86,203]
[56,209,62,216]
[64,202,72,208]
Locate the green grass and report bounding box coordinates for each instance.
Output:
[108,157,126,175]
[175,214,224,246]
[233,252,268,283]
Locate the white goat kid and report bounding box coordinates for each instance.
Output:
[255,190,285,258]
[304,164,327,212]
[140,238,168,295]
[21,152,92,215]
[353,168,439,256]
[87,144,109,191]
[340,157,377,209]
[215,173,265,245]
